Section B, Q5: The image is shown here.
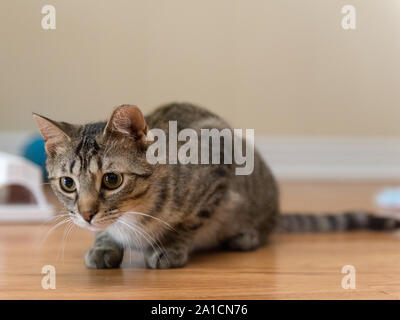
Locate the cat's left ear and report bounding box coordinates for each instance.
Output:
[104,105,148,142]
[32,114,73,154]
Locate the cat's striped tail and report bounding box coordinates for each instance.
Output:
[276,211,400,233]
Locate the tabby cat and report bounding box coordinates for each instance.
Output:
[33,103,400,269]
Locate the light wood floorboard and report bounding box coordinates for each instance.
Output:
[1,181,399,299]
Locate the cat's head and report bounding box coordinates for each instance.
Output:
[33,105,154,231]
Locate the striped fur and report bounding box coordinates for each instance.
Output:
[277,211,400,233]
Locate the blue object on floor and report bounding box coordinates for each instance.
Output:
[22,135,47,179]
[375,188,400,208]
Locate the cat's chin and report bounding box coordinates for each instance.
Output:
[72,220,110,232]
[86,225,106,232]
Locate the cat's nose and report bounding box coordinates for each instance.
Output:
[80,210,98,223]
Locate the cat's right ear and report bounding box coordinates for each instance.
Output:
[103,105,148,142]
[32,113,72,154]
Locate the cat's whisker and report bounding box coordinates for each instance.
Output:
[117,221,147,266]
[38,217,72,247]
[121,211,176,232]
[118,218,165,258]
[137,222,170,263]
[41,212,71,227]
[94,215,122,226]
[116,220,138,254]
[120,213,174,260]
[62,221,75,261]
[91,211,166,262]
[118,220,156,266]
[114,223,129,265]
[118,219,151,248]
[118,222,137,266]
[57,220,74,262]
[118,217,170,266]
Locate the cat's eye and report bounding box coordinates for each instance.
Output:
[60,177,76,193]
[102,172,123,190]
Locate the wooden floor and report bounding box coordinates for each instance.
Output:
[1,180,400,299]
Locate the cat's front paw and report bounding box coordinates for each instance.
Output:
[145,248,188,269]
[85,246,124,269]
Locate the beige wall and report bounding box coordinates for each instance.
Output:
[1,0,399,135]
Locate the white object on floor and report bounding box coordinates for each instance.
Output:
[0,151,52,222]
[374,187,400,219]
[375,188,400,208]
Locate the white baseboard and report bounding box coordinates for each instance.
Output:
[0,132,399,180]
[257,136,400,180]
